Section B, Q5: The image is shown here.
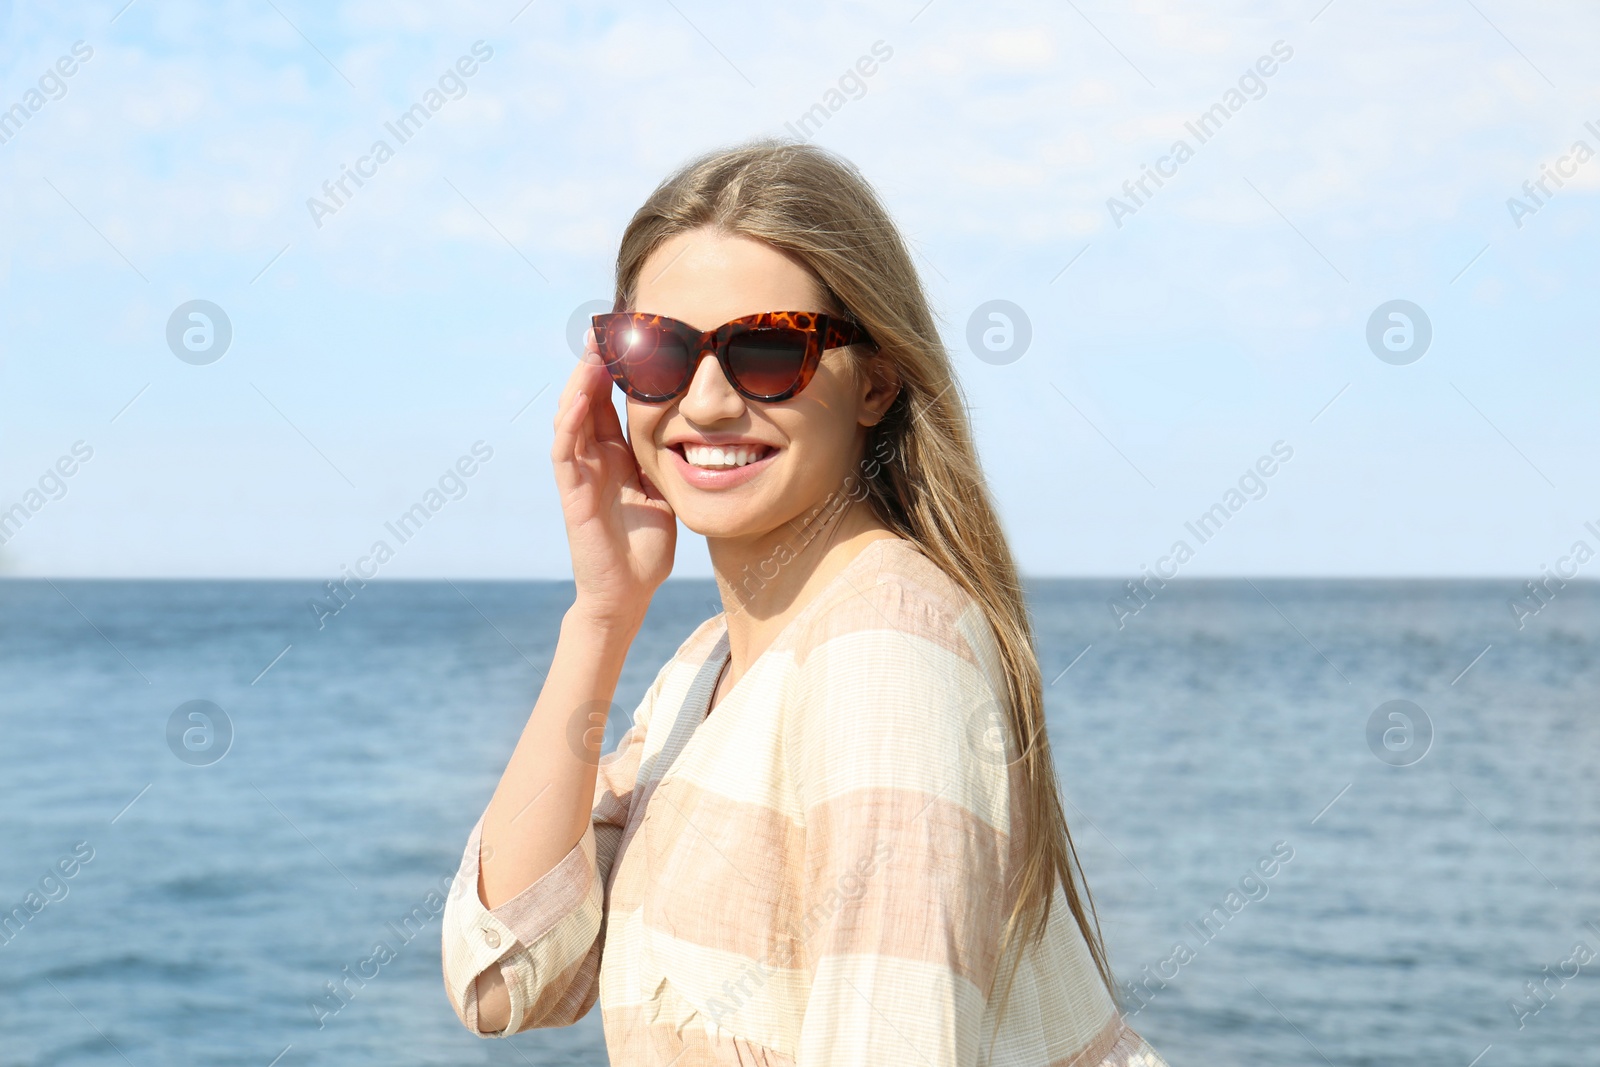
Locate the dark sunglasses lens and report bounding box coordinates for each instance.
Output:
[606,323,689,398]
[726,329,808,398]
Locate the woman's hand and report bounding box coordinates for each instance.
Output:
[550,330,676,629]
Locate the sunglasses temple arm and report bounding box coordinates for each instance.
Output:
[826,317,875,350]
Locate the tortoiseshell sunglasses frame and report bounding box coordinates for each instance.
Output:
[590,310,877,403]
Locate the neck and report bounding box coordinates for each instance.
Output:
[709,496,898,675]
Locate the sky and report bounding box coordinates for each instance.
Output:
[1,0,1597,579]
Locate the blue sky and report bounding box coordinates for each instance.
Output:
[1,0,1596,578]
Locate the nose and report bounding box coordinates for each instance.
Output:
[677,348,746,422]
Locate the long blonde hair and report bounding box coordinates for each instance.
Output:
[609,137,1117,1032]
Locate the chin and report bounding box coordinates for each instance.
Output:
[671,500,780,541]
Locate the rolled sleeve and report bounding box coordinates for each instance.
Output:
[441,813,605,1035]
[441,663,671,1037]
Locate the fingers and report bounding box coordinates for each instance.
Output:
[579,326,628,444]
[554,360,610,464]
[555,354,608,423]
[551,384,592,469]
[553,328,620,474]
[590,379,626,445]
[579,325,606,367]
[556,351,598,418]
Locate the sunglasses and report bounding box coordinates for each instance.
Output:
[590,310,877,403]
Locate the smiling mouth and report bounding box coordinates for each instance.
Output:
[673,443,775,470]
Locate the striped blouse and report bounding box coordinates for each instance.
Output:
[441,536,1170,1065]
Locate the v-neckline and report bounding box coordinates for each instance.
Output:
[705,650,732,719]
[690,535,905,727]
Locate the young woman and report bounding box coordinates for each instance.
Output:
[441,139,1169,1066]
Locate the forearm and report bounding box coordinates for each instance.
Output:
[477,603,641,910]
[473,964,511,1033]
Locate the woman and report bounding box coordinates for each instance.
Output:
[441,138,1169,1066]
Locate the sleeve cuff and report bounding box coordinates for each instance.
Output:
[484,819,599,948]
[441,813,600,1036]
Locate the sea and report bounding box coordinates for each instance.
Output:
[0,578,1594,1066]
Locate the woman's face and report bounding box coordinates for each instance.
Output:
[624,227,895,542]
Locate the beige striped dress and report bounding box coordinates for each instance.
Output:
[441,536,1170,1065]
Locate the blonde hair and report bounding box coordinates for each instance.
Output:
[609,137,1117,1036]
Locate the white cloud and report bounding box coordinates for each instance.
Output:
[2,0,1597,575]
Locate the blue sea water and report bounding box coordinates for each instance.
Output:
[0,577,1594,1066]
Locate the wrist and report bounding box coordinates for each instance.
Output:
[563,600,646,644]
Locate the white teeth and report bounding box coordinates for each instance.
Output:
[682,444,768,469]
